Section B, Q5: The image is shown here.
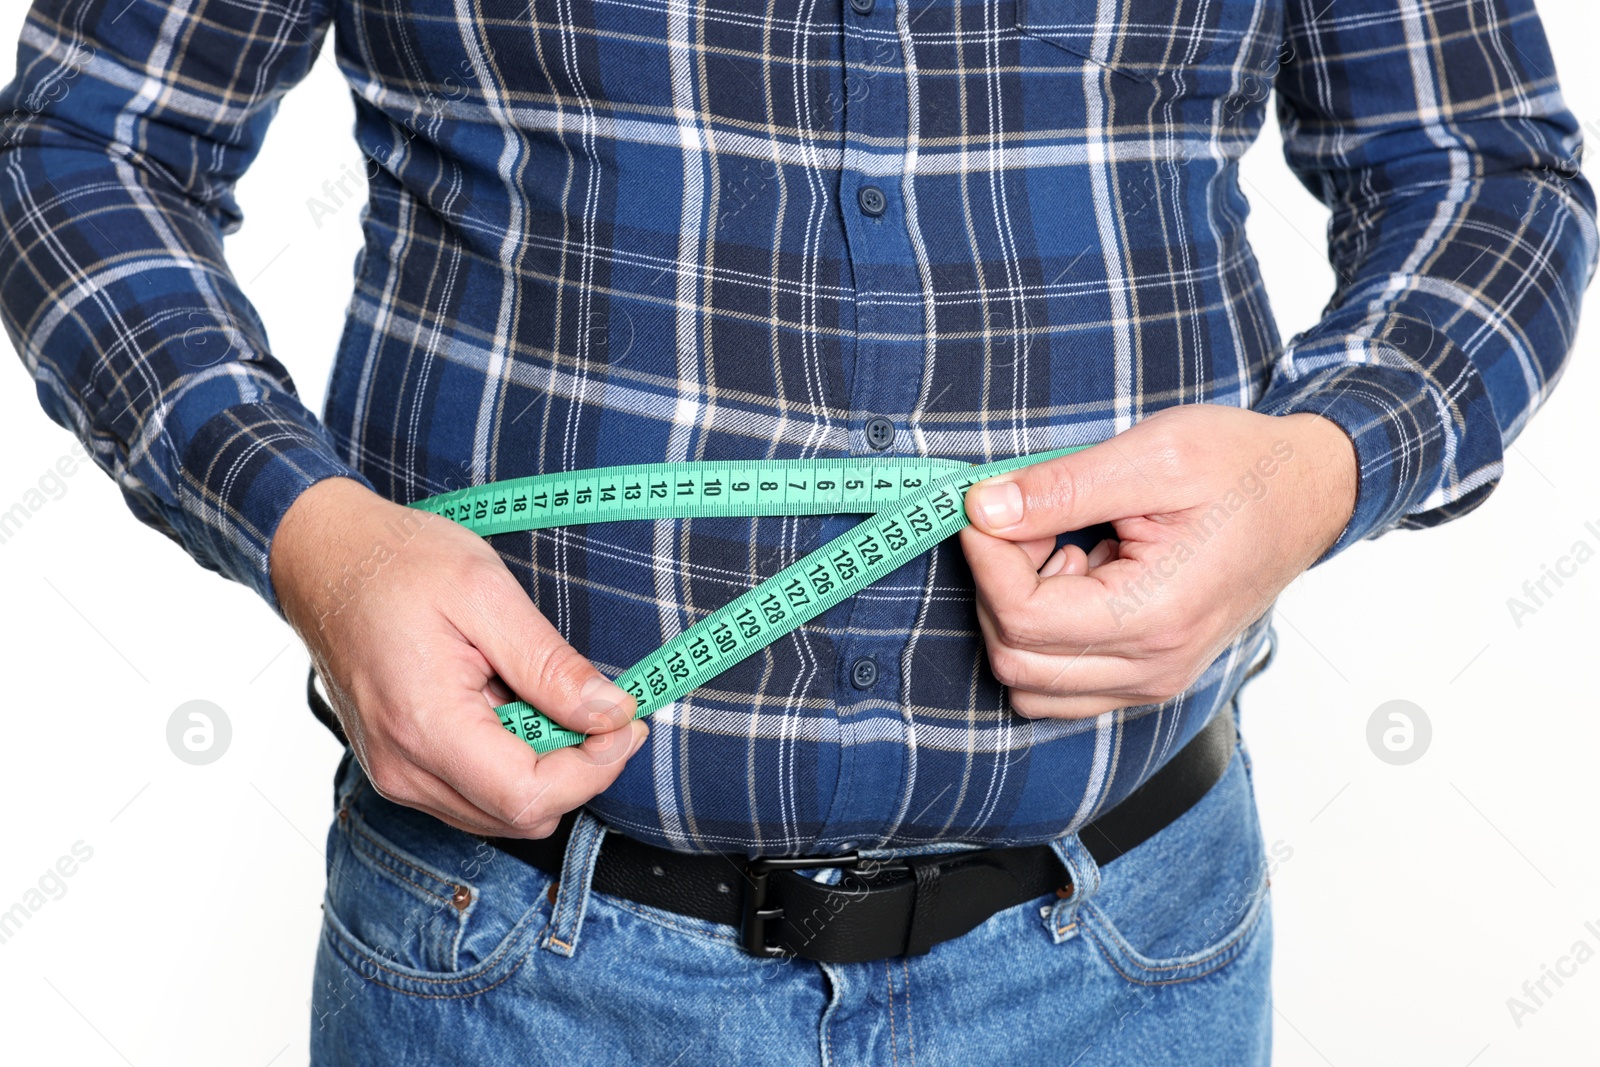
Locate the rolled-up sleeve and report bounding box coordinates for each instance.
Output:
[0,0,374,616]
[1256,0,1598,562]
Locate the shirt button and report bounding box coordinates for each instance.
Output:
[849,0,875,14]
[864,415,895,450]
[858,185,887,217]
[851,657,878,689]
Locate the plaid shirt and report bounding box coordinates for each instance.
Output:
[2,0,1594,854]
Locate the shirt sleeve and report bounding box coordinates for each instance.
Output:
[0,0,375,618]
[1257,0,1599,562]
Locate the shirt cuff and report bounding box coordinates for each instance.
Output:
[1253,356,1455,566]
[174,392,375,619]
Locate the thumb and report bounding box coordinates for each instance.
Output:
[451,569,637,737]
[964,430,1175,541]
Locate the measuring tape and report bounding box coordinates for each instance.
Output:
[408,445,1093,753]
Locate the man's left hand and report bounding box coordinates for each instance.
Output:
[959,404,1358,719]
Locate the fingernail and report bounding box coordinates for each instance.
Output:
[1039,548,1067,579]
[628,721,649,756]
[577,674,633,730]
[971,481,1023,530]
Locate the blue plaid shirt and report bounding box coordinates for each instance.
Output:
[2,0,1594,854]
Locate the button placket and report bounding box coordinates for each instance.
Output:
[820,8,925,850]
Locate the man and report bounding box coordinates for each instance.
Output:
[1,0,1592,1062]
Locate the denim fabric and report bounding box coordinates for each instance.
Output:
[310,704,1272,1065]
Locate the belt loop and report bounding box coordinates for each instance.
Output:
[542,809,608,958]
[1045,833,1102,944]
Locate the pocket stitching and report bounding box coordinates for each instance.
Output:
[322,889,552,996]
[344,812,460,906]
[1080,879,1266,985]
[1017,0,1247,82]
[327,780,552,990]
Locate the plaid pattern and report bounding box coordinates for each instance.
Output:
[2,0,1593,854]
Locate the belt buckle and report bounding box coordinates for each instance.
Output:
[739,852,861,958]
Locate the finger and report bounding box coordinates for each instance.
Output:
[428,704,647,837]
[1008,690,1146,720]
[1018,535,1059,570]
[1039,543,1088,579]
[482,674,516,707]
[1086,538,1119,569]
[964,422,1191,541]
[963,525,1147,651]
[375,764,545,839]
[446,564,638,736]
[973,597,1147,695]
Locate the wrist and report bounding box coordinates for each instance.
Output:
[269,475,384,629]
[1282,412,1359,561]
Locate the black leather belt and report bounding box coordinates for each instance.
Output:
[491,709,1237,963]
[306,668,1241,963]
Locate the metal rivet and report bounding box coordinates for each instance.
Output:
[849,0,875,14]
[450,885,472,911]
[547,881,559,904]
[864,415,895,450]
[652,864,666,877]
[858,185,887,217]
[851,657,878,690]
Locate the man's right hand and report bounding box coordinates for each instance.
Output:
[269,476,647,839]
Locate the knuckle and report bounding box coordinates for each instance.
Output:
[990,606,1041,650]
[1040,462,1079,515]
[988,646,1028,688]
[1142,662,1198,704]
[496,778,555,833]
[529,641,589,697]
[364,762,410,804]
[1138,419,1188,481]
[1140,609,1191,654]
[456,557,513,608]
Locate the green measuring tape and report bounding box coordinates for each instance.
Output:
[409,445,1093,753]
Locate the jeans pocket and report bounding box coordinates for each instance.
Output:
[1016,0,1281,89]
[320,758,553,998]
[1078,744,1270,985]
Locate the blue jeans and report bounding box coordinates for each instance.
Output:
[310,707,1273,1065]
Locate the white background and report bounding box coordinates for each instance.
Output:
[1,1,1597,1063]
